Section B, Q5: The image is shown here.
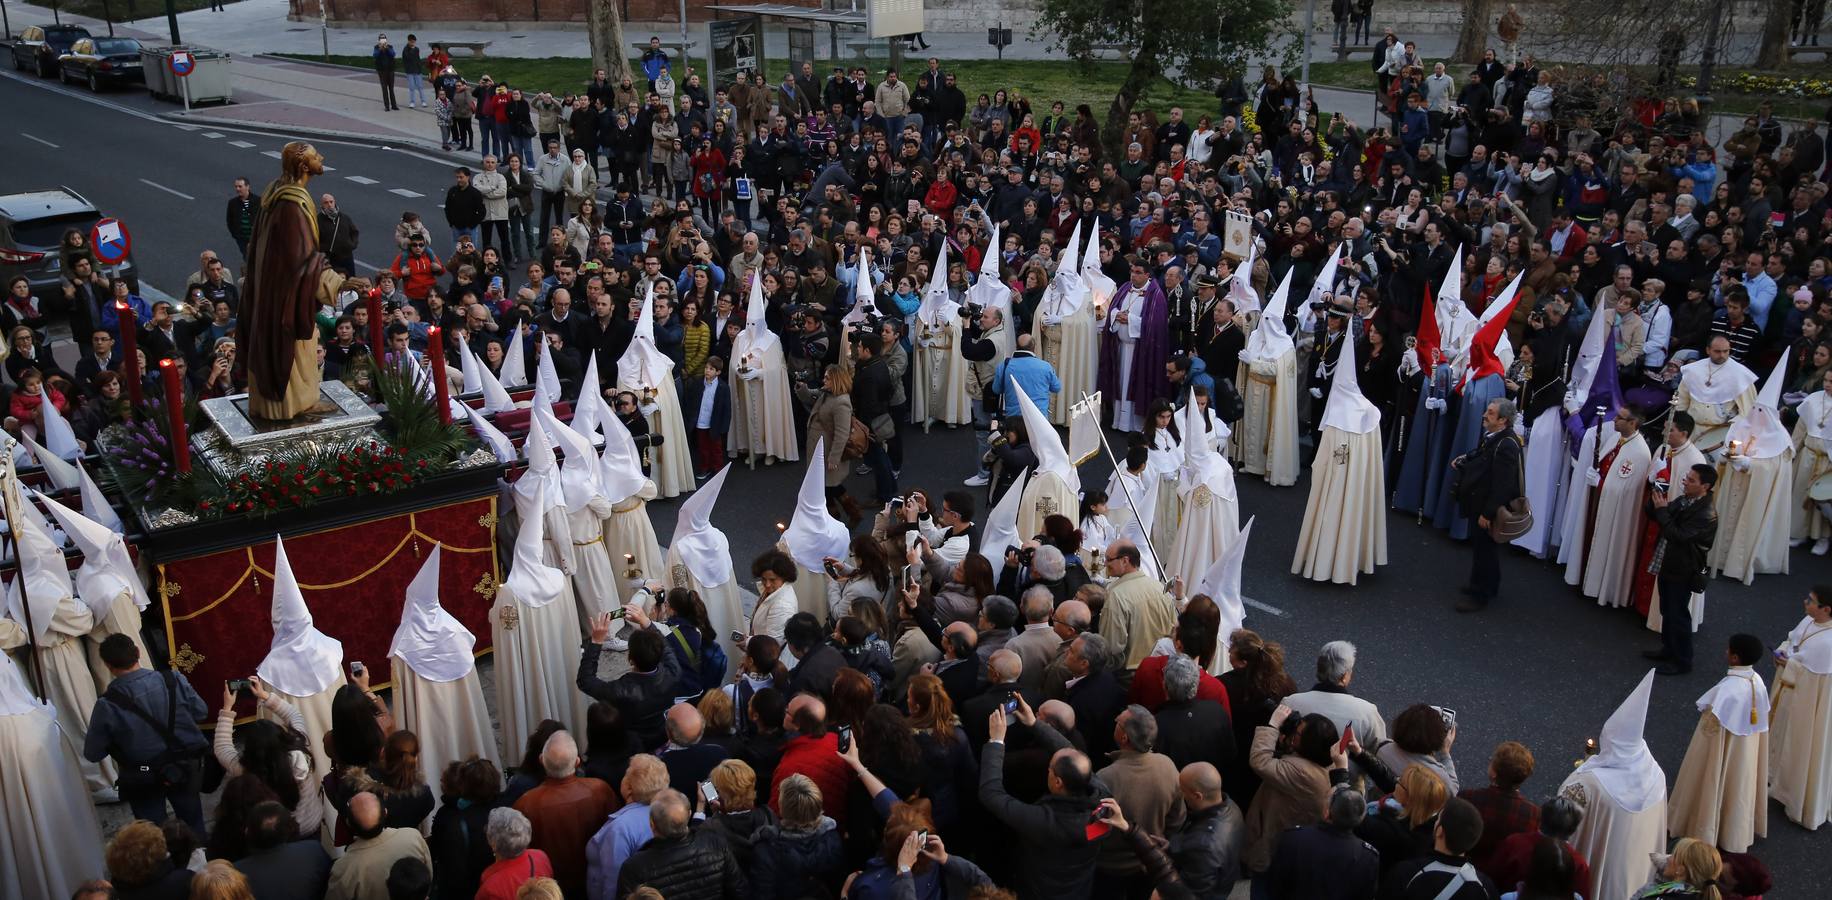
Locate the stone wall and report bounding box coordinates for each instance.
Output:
[296,0,822,27]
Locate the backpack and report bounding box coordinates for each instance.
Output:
[672,627,730,693]
[1213,376,1246,423]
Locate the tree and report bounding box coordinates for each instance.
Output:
[1753,0,1789,68]
[1034,0,1293,158]
[1453,0,1499,64]
[587,0,632,81]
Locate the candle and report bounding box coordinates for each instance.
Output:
[116,301,143,411]
[428,326,452,424]
[366,292,386,371]
[159,358,190,473]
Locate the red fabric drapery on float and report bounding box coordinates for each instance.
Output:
[156,495,500,722]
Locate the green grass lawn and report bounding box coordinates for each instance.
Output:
[1300,58,1825,120]
[285,54,1224,121]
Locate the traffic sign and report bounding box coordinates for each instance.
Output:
[92,218,131,265]
[170,51,196,77]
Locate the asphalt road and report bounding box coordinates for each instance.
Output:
[4,68,1827,897]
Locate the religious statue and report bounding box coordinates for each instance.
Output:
[236,142,357,420]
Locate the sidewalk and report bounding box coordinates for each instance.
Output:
[11,0,1747,152]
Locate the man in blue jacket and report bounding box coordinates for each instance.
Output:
[84,634,211,834]
[991,333,1062,419]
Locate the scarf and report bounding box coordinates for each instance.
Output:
[567,162,589,193]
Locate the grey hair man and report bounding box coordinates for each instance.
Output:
[1095,704,1185,881]
[1283,641,1388,750]
[585,753,670,895]
[612,788,748,898]
[1007,585,1062,694]
[485,807,533,863]
[1452,395,1523,612]
[1152,655,1236,772]
[1259,785,1379,897]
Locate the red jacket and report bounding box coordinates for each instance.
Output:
[391,250,444,301]
[1128,654,1231,715]
[475,849,553,900]
[768,732,855,824]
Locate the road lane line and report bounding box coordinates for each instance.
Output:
[202,132,224,138]
[138,178,196,201]
[228,140,257,148]
[389,188,424,198]
[355,259,386,272]
[1243,596,1288,618]
[345,175,379,185]
[20,132,58,148]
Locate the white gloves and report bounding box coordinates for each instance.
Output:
[740,367,763,382]
[1585,467,1602,487]
[1730,455,1751,473]
[587,496,615,519]
[1309,387,1323,399]
[1041,314,1061,327]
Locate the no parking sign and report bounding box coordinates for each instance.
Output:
[170,50,196,77]
[92,218,131,265]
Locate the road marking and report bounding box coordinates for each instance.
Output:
[20,132,58,148]
[202,131,224,138]
[356,258,386,272]
[345,175,379,185]
[261,150,284,159]
[138,178,196,201]
[228,140,257,148]
[1243,596,1288,618]
[389,188,424,198]
[322,165,336,171]
[172,124,201,132]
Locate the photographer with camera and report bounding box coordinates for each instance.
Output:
[960,303,1014,488]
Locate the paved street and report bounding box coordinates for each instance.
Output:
[3,36,1828,899]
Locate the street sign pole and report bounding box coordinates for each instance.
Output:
[164,0,180,45]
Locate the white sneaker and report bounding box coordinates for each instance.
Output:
[1815,538,1830,557]
[1792,538,1809,548]
[91,787,120,804]
[963,473,990,487]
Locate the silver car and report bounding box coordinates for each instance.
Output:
[0,189,140,302]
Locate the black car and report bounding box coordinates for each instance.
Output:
[59,37,145,91]
[9,24,91,78]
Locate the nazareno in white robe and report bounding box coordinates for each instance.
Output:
[1563,432,1651,609]
[1789,391,1832,541]
[606,481,667,587]
[1770,615,1832,829]
[1035,305,1097,427]
[1,601,117,794]
[1291,426,1388,584]
[1511,407,1571,558]
[912,315,971,428]
[491,483,592,758]
[1709,451,1792,583]
[390,660,497,808]
[0,655,105,900]
[730,330,802,463]
[1235,350,1300,486]
[1558,672,1667,900]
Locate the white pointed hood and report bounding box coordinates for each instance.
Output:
[1081,222,1116,312]
[1726,353,1792,459]
[917,238,957,326]
[1319,326,1380,434]
[670,463,734,587]
[38,490,148,619]
[77,460,122,533]
[476,355,518,413]
[515,414,567,517]
[499,327,528,388]
[1228,239,1261,314]
[464,403,516,464]
[1042,221,1088,320]
[502,480,567,607]
[1243,266,1297,361]
[1438,245,1465,324]
[571,353,604,442]
[1014,376,1075,486]
[40,391,80,460]
[1180,399,1238,499]
[1305,243,1345,311]
[620,282,675,387]
[536,337,563,401]
[1197,515,1254,654]
[538,404,601,510]
[459,340,483,394]
[256,535,344,696]
[0,649,53,717]
[389,545,477,682]
[744,269,780,352]
[979,468,1030,585]
[3,480,71,644]
[597,411,650,506]
[968,225,1012,313]
[783,439,850,572]
[23,435,79,491]
[843,248,877,325]
[1574,669,1665,812]
[1562,302,1614,413]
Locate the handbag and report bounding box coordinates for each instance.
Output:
[843,416,872,459]
[1488,435,1533,542]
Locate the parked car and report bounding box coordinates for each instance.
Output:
[9,24,91,78]
[58,36,144,91]
[0,189,140,306]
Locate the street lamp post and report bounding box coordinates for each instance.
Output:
[1300,0,1316,89]
[164,0,181,44]
[1695,0,1724,110]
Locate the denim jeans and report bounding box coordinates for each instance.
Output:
[450,226,479,246]
[121,766,207,837]
[863,440,897,501]
[970,398,994,476]
[510,210,536,260]
[406,73,426,107]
